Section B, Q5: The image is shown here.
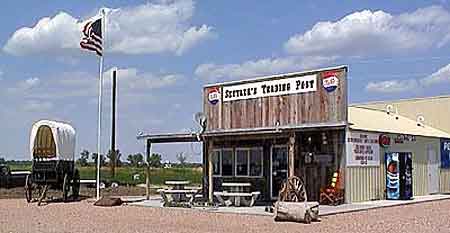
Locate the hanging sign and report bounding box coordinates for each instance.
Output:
[222,74,317,102]
[441,139,450,168]
[346,131,381,166]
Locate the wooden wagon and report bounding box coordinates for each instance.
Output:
[25,120,80,205]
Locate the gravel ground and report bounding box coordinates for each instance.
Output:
[1,198,450,233]
[0,186,149,199]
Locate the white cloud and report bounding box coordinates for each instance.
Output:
[195,56,335,82]
[22,100,54,112]
[284,6,450,57]
[365,79,418,93]
[366,63,450,93]
[420,63,450,86]
[7,77,40,93]
[3,0,214,56]
[3,12,81,56]
[104,67,183,90]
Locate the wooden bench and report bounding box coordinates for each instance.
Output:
[158,189,200,207]
[214,191,260,207]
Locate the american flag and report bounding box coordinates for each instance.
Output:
[80,18,103,56]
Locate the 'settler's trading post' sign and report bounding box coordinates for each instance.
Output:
[441,139,450,168]
[222,74,317,102]
[346,131,381,166]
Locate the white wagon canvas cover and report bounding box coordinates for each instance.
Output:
[30,120,76,161]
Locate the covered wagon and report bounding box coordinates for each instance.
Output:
[25,120,80,204]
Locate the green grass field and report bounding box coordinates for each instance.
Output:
[7,163,202,185]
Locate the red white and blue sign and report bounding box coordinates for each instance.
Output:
[322,71,339,93]
[208,87,220,105]
[441,139,450,168]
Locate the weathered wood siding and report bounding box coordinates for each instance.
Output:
[203,67,348,131]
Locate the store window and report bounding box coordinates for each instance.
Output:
[236,149,249,176]
[235,147,263,177]
[249,148,263,176]
[221,149,234,176]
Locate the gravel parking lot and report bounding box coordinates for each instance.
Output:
[1,198,450,233]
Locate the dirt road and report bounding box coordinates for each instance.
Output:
[1,198,450,233]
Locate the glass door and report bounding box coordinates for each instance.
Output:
[270,145,288,199]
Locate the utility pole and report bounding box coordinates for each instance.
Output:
[111,68,117,177]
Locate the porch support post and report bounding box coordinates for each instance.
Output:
[208,140,214,203]
[146,139,151,200]
[288,133,296,177]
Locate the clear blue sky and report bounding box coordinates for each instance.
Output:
[1,0,450,162]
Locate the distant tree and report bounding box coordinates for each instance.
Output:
[176,152,187,166]
[0,157,5,163]
[148,153,162,168]
[91,153,106,167]
[77,150,90,166]
[127,153,144,167]
[107,149,122,178]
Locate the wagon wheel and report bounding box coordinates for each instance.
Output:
[62,174,70,202]
[287,176,306,202]
[278,176,306,202]
[24,174,33,203]
[72,169,80,200]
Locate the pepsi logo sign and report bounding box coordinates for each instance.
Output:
[322,72,339,93]
[208,87,220,105]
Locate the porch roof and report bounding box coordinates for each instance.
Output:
[136,132,201,143]
[202,121,347,137]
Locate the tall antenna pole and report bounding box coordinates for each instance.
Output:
[96,9,106,201]
[111,68,117,178]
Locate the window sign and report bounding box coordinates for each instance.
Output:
[441,139,450,168]
[346,131,380,166]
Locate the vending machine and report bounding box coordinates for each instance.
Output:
[385,152,413,200]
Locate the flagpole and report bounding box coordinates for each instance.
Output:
[96,8,106,201]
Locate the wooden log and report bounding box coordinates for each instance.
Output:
[273,201,319,224]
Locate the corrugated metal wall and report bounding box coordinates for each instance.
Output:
[440,169,450,193]
[412,152,428,197]
[346,132,439,203]
[346,167,384,202]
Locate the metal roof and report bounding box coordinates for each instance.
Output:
[348,106,450,138]
[136,132,201,143]
[350,95,450,106]
[203,65,348,88]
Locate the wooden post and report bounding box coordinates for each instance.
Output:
[288,133,296,177]
[208,140,214,203]
[146,140,151,200]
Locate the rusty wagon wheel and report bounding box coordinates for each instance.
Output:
[24,174,33,203]
[278,176,306,202]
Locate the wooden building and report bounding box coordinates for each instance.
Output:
[138,65,450,204]
[201,66,348,202]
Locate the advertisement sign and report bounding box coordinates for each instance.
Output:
[208,87,220,105]
[441,139,450,168]
[222,74,317,102]
[322,71,339,92]
[346,131,380,166]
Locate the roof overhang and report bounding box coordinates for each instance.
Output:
[137,133,201,143]
[202,121,347,137]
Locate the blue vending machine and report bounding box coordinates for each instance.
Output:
[386,152,413,200]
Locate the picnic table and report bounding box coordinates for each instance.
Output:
[159,180,200,207]
[214,182,260,207]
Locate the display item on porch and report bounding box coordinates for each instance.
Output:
[274,176,320,224]
[319,170,344,205]
[25,120,80,206]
